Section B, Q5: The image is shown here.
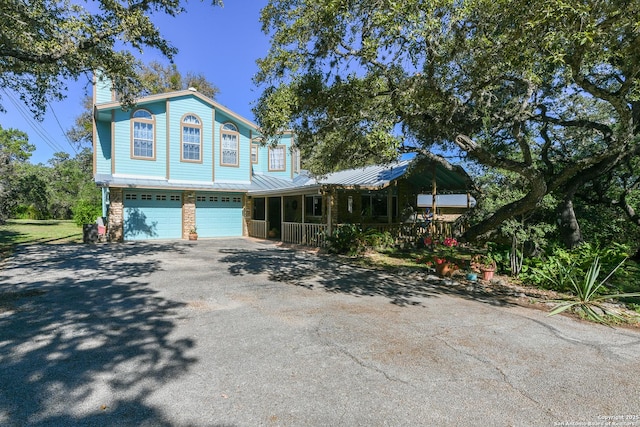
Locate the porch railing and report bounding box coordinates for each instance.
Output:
[358,220,467,243]
[248,219,465,248]
[281,222,328,247]
[249,220,267,239]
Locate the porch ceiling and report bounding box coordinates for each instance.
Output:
[405,156,473,193]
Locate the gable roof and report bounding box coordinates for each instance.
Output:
[94,89,259,130]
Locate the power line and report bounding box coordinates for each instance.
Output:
[48,102,78,155]
[1,89,67,155]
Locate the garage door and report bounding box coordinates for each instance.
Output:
[195,193,243,238]
[124,191,183,240]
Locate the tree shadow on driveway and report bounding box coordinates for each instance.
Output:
[0,242,197,426]
[218,247,517,308]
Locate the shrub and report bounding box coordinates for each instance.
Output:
[327,224,363,255]
[72,199,102,226]
[327,224,395,256]
[549,257,640,324]
[521,243,630,292]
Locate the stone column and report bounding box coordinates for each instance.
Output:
[107,188,124,242]
[182,191,196,239]
[243,195,252,237]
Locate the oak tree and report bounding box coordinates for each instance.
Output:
[255,0,640,246]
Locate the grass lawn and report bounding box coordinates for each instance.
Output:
[0,219,83,258]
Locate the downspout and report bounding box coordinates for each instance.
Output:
[101,187,109,218]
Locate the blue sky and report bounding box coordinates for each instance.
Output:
[0,0,270,165]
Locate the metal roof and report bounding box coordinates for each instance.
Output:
[312,160,411,187]
[94,173,308,193]
[95,156,474,195]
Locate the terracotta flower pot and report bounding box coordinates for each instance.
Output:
[481,268,495,281]
[189,232,198,241]
[435,262,455,277]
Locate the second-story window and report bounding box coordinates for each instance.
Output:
[251,143,259,164]
[291,147,301,174]
[182,114,202,162]
[221,122,239,166]
[269,145,286,171]
[132,109,155,159]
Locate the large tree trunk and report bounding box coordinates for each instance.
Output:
[462,177,548,241]
[557,196,583,249]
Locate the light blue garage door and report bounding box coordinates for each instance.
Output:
[195,193,243,238]
[124,191,183,240]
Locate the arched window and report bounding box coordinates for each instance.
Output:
[131,109,155,159]
[220,122,239,166]
[181,114,202,162]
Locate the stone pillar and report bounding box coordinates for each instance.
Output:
[182,191,196,239]
[243,195,253,236]
[107,188,124,242]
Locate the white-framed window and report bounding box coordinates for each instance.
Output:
[141,194,153,200]
[182,114,202,162]
[305,195,322,217]
[170,195,181,201]
[131,109,155,159]
[291,147,301,174]
[221,122,239,166]
[269,145,286,171]
[251,143,259,163]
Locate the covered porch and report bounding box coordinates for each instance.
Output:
[245,155,476,248]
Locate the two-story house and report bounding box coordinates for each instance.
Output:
[93,74,476,244]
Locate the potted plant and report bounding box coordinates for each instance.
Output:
[189,226,198,241]
[431,237,460,277]
[479,254,497,281]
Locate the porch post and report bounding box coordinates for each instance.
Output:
[326,190,333,236]
[265,196,269,233]
[387,188,393,224]
[431,164,437,234]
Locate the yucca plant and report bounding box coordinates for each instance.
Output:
[549,257,640,324]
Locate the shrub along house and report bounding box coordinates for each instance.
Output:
[92,74,475,244]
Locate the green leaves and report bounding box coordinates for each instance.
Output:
[549,256,640,324]
[0,0,221,118]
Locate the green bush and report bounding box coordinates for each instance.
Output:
[521,243,630,292]
[72,199,102,226]
[328,224,363,255]
[327,224,395,256]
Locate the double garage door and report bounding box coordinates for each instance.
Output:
[123,190,243,240]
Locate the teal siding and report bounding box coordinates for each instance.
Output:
[114,102,167,177]
[95,74,113,104]
[95,120,112,175]
[252,133,294,178]
[214,111,251,183]
[195,192,243,237]
[124,190,182,240]
[168,97,214,182]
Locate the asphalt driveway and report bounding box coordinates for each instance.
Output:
[1,238,639,426]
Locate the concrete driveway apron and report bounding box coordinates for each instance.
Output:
[1,238,639,426]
